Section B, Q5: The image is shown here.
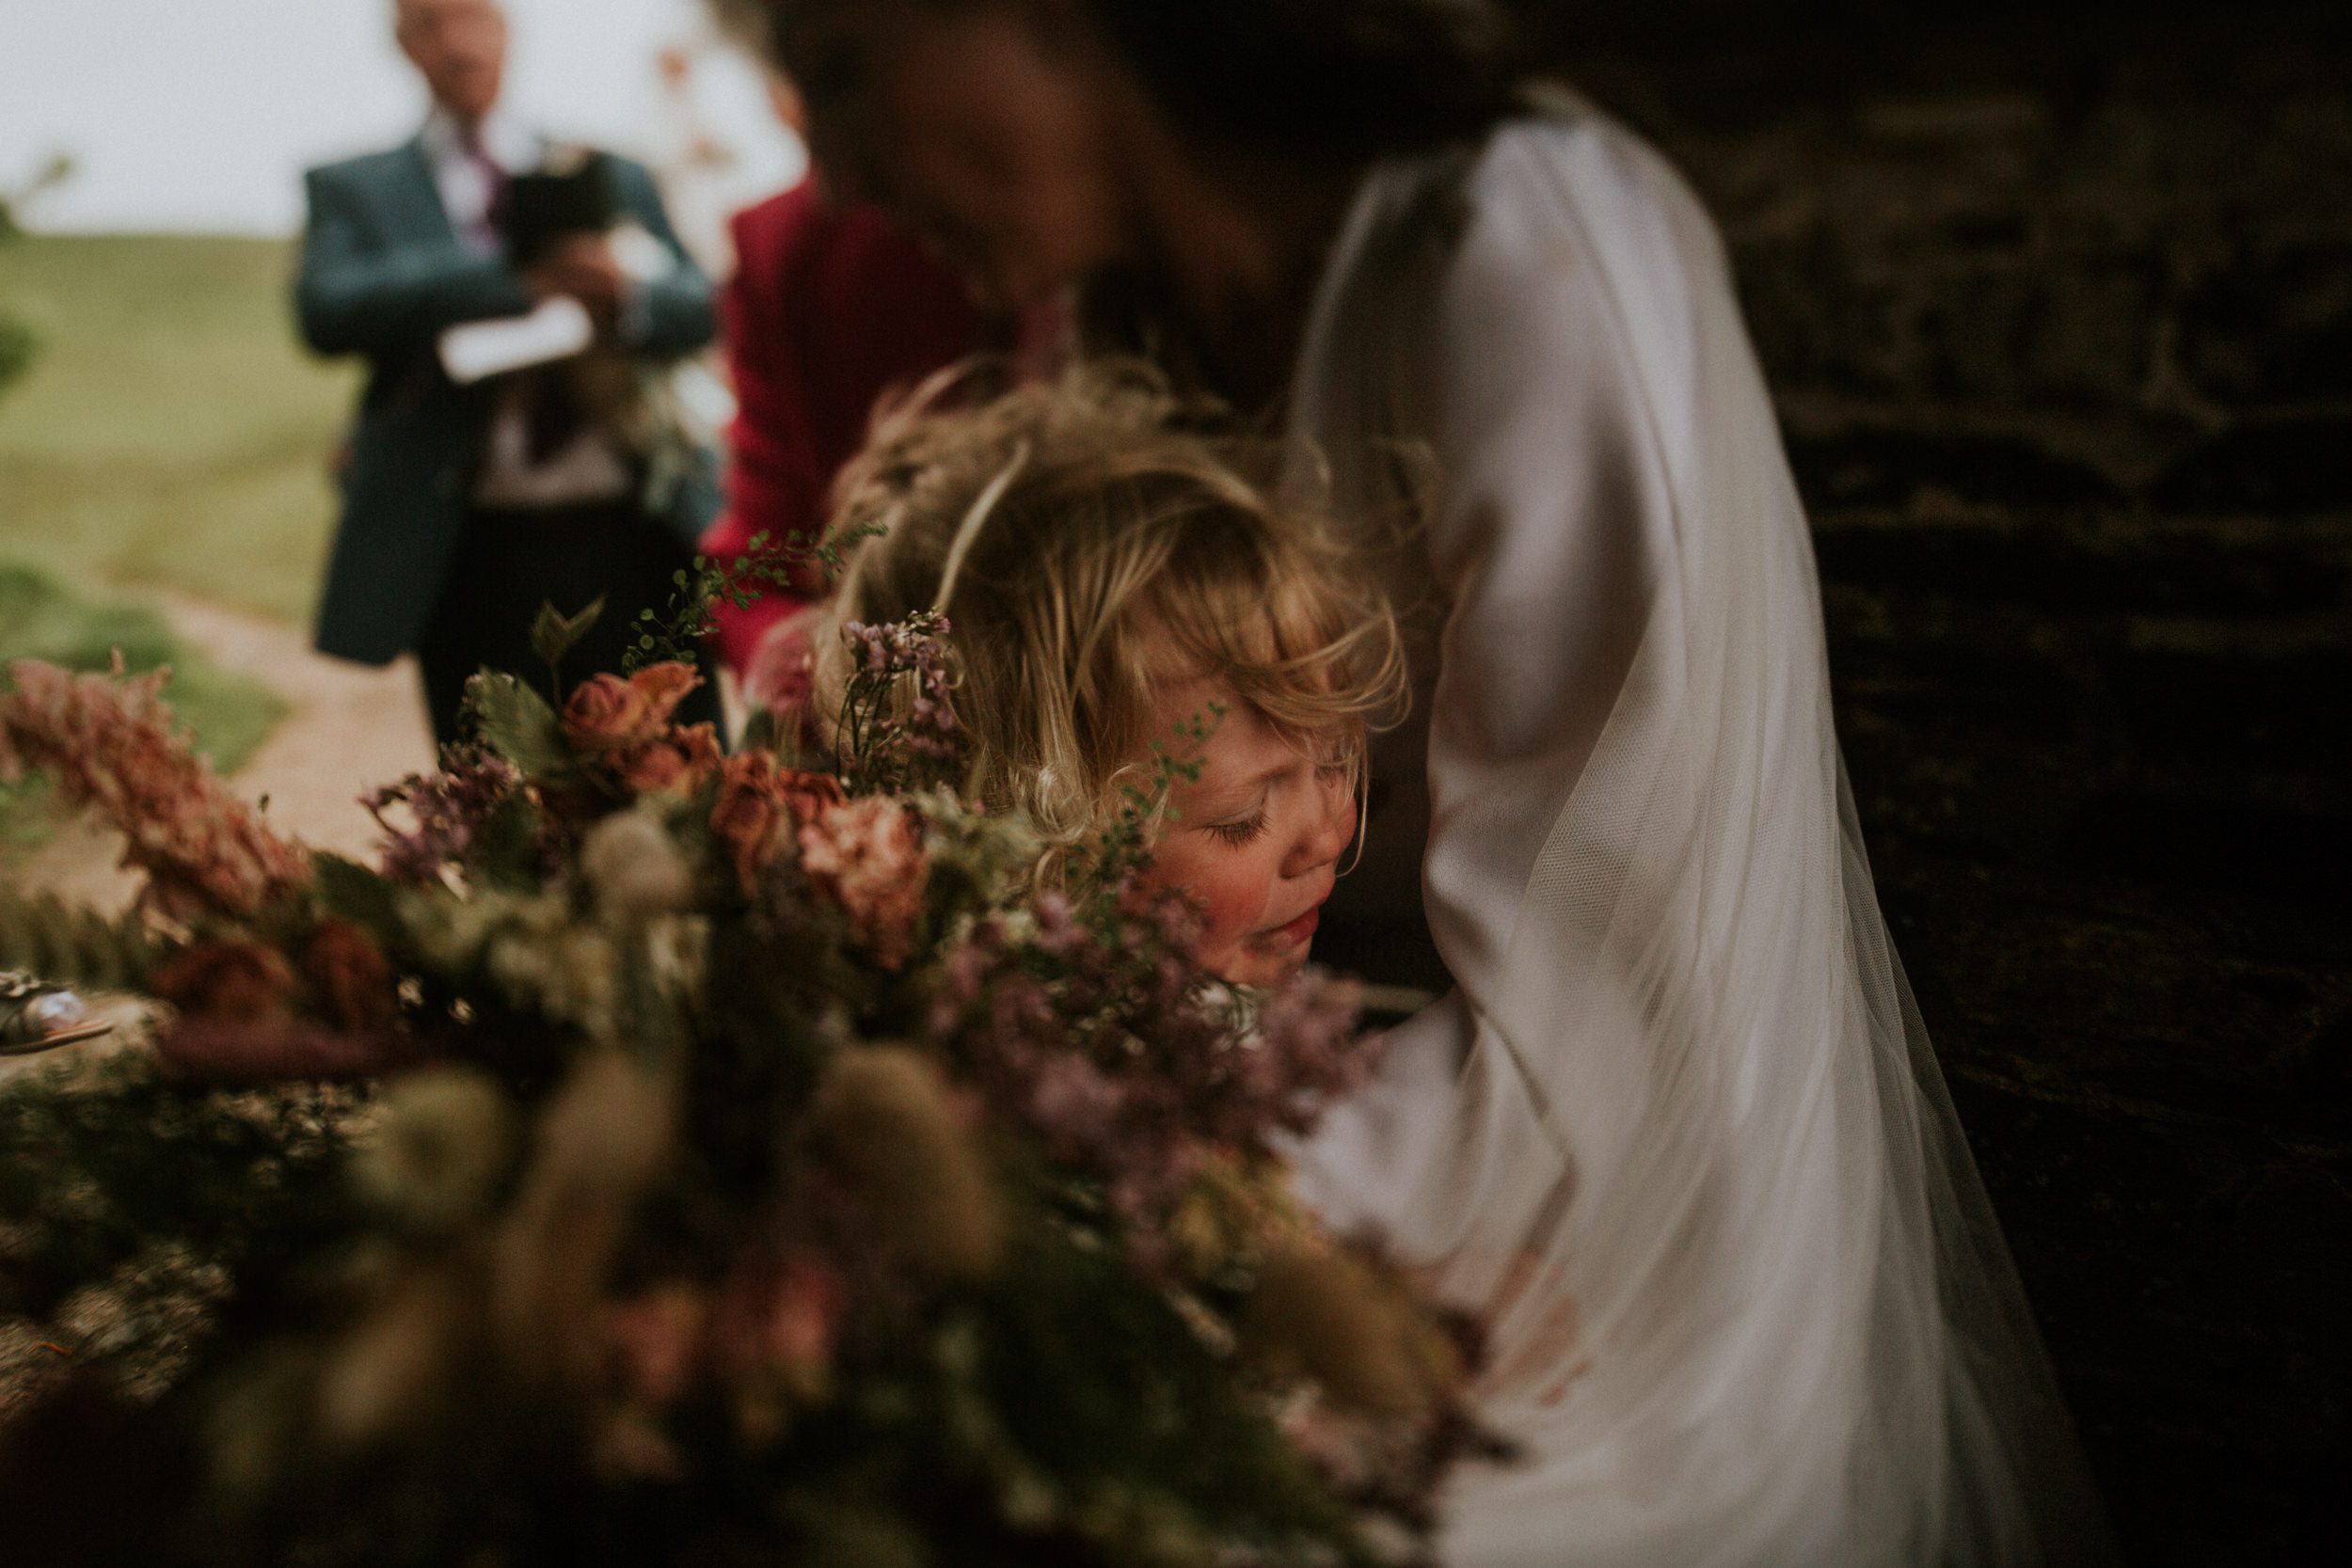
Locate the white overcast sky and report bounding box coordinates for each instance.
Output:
[0,0,803,233]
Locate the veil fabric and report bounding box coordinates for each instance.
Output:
[1279,106,2112,1566]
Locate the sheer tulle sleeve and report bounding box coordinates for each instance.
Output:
[1284,117,2112,1567]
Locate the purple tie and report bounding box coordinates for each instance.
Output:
[462,129,509,242]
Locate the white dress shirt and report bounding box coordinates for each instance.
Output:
[419,107,636,510]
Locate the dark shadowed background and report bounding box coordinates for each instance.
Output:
[1521,3,2348,1560]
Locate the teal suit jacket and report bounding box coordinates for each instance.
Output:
[295,137,720,665]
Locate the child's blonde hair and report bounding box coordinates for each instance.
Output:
[815,367,1406,857]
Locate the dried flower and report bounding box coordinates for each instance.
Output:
[561,663,703,757]
[833,612,962,792]
[493,1048,676,1385]
[777,766,847,827]
[1247,1245,1459,1420]
[797,796,927,969]
[607,1283,707,1408]
[315,1263,477,1447]
[806,1045,1002,1279]
[352,1065,516,1233]
[0,658,309,919]
[608,721,723,798]
[302,918,399,1031]
[707,750,791,896]
[151,939,298,1023]
[157,1018,424,1081]
[364,746,522,885]
[580,808,695,925]
[421,889,623,1037]
[743,610,818,721]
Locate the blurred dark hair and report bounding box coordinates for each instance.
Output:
[1087,0,1527,156]
[746,0,1526,158]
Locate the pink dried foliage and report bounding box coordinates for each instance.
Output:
[158,1017,428,1082]
[796,795,928,969]
[0,659,309,921]
[364,747,523,884]
[838,614,961,776]
[929,883,1375,1224]
[743,610,819,722]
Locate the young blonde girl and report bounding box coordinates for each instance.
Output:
[803,371,1406,986]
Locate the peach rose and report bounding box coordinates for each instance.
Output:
[562,664,704,757]
[302,917,399,1031]
[609,721,723,797]
[776,767,844,829]
[608,1285,708,1408]
[743,611,819,721]
[797,796,927,970]
[151,938,299,1023]
[708,751,787,895]
[765,1251,846,1377]
[708,1249,845,1386]
[710,754,850,895]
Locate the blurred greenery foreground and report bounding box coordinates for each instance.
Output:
[0,233,342,842]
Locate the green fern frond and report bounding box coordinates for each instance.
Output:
[0,886,164,991]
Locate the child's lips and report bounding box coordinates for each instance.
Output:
[1268,905,1322,946]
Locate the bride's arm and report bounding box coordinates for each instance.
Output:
[1291,123,1701,1236]
[1412,127,1693,1006]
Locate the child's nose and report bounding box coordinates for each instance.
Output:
[1283,774,1356,877]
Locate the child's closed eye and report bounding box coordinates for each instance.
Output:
[1207,811,1268,847]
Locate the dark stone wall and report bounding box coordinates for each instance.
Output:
[1549,10,2347,1562]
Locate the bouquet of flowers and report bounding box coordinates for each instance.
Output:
[0,618,1490,1567]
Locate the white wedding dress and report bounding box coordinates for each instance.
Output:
[1281,103,2113,1566]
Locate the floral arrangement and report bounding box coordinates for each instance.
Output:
[0,619,1491,1567]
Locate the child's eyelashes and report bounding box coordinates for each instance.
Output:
[1207,812,1268,847]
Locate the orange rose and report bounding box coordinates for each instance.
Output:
[709,751,788,895]
[151,938,299,1023]
[562,664,704,757]
[302,917,399,1031]
[710,754,848,895]
[797,796,927,969]
[610,721,723,797]
[776,768,845,830]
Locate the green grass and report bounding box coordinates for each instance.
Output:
[0,561,288,846]
[0,234,358,625]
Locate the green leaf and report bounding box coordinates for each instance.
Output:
[737,707,780,755]
[311,852,400,939]
[0,885,161,991]
[465,670,582,784]
[529,596,605,674]
[469,795,552,893]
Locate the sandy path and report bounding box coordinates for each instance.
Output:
[3,594,436,911]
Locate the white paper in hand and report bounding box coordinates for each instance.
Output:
[438,296,596,385]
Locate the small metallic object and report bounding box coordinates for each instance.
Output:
[0,970,114,1056]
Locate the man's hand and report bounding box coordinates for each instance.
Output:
[522,234,628,331]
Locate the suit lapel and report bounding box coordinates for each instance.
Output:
[389,135,463,246]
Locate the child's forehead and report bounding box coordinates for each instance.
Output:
[1150,678,1326,784]
[1148,675,1278,756]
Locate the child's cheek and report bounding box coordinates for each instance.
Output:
[1147,847,1267,962]
[1185,866,1267,952]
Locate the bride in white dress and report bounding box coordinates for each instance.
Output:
[759,2,2112,1560]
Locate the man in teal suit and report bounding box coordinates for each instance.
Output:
[297,0,722,744]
